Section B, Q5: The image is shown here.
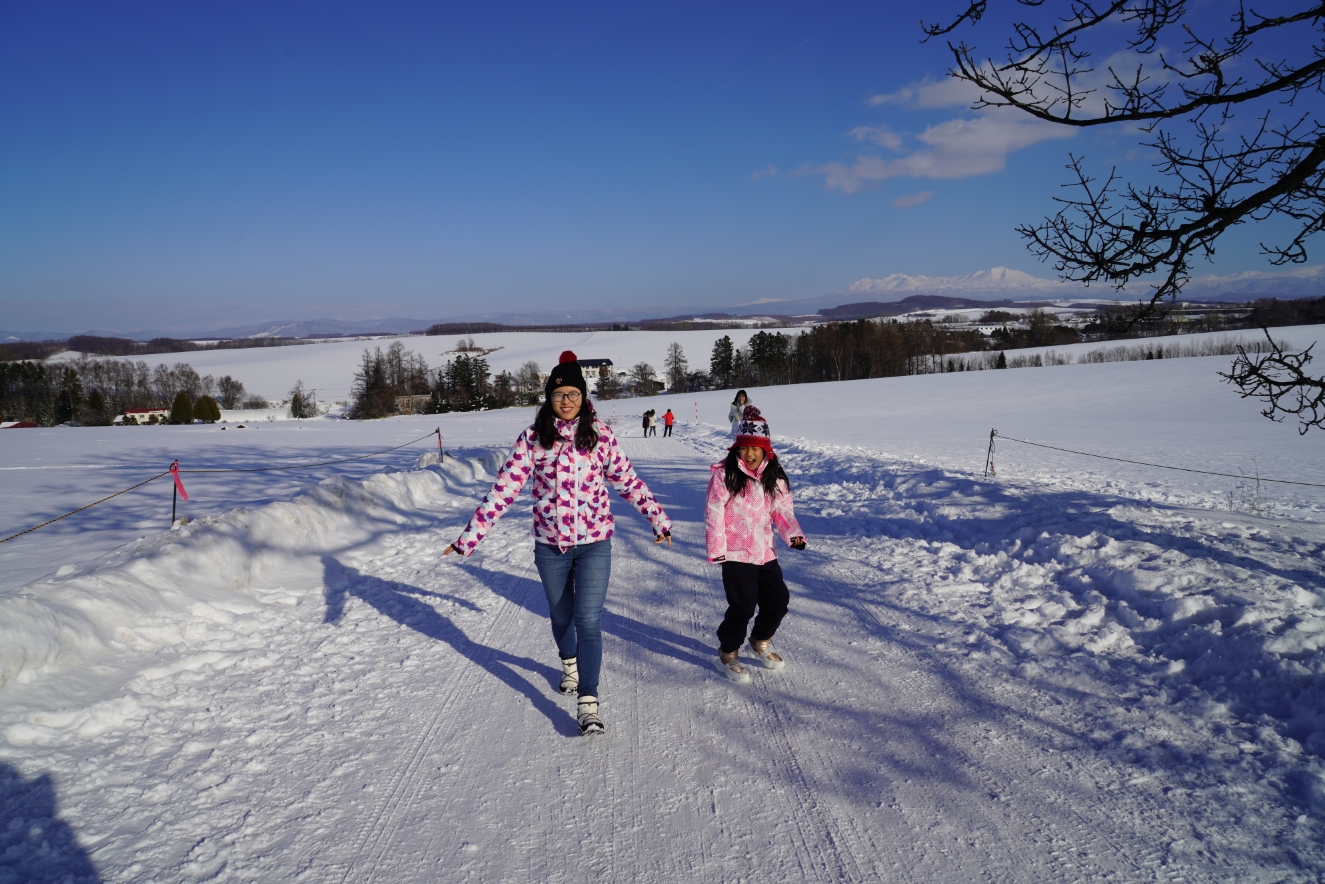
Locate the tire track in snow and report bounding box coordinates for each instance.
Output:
[325,533,546,884]
[658,428,1164,881]
[621,432,874,883]
[598,539,654,880]
[804,546,1201,883]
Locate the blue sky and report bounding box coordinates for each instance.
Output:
[0,0,1308,333]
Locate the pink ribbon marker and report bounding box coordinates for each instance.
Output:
[169,460,190,501]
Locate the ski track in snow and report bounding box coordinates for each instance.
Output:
[1,424,1324,882]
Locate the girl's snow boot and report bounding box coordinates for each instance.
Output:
[716,650,751,684]
[577,696,604,736]
[748,639,785,670]
[559,657,578,695]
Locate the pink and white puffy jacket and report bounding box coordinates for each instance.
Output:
[705,459,803,565]
[453,417,670,555]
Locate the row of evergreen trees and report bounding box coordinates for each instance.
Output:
[349,343,521,418]
[706,321,989,389]
[157,392,223,425]
[0,358,262,426]
[346,320,996,420]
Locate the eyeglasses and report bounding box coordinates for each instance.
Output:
[551,391,583,403]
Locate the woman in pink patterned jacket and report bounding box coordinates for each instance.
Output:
[705,405,806,683]
[445,351,671,735]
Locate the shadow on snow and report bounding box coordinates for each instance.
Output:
[0,762,101,883]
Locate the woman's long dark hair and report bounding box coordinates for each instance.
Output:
[724,449,789,498]
[535,397,600,451]
[732,389,748,405]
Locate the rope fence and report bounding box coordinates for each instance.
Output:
[177,430,441,474]
[983,428,1325,488]
[0,429,443,546]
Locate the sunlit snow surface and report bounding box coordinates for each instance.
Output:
[2,329,1324,882]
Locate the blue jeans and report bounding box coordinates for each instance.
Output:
[532,539,612,697]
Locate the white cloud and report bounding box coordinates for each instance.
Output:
[868,76,983,109]
[751,164,778,181]
[818,111,1075,194]
[875,52,1169,118]
[893,190,934,209]
[845,125,903,151]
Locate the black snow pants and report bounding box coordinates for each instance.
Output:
[716,559,790,654]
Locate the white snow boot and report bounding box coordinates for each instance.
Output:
[577,695,605,736]
[715,650,751,684]
[559,657,578,695]
[748,639,785,670]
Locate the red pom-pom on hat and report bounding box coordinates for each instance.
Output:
[558,350,578,364]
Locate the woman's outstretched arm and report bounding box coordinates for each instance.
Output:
[447,430,536,555]
[600,425,672,539]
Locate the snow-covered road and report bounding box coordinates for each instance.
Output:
[3,421,1323,882]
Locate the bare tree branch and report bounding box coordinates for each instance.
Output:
[1220,328,1325,433]
[927,1,1325,425]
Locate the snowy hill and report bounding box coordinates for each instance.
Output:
[1,328,1324,882]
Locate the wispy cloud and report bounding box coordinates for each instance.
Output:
[818,113,1074,193]
[813,70,1079,194]
[872,54,1167,118]
[868,76,981,109]
[893,190,934,208]
[845,125,903,151]
[751,164,778,181]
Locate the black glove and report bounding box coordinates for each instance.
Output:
[790,537,807,551]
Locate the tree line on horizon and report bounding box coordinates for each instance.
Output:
[0,334,308,364]
[347,299,1325,419]
[0,358,267,426]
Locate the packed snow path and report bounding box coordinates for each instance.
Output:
[2,426,1323,883]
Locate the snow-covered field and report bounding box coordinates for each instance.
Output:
[2,328,1324,882]
[60,329,775,404]
[57,324,1325,416]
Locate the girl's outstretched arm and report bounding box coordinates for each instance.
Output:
[771,479,804,548]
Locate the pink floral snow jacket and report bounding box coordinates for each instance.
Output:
[453,418,671,555]
[704,459,803,565]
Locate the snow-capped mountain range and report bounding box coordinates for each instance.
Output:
[843,264,1325,301]
[844,266,1068,297]
[5,266,1322,342]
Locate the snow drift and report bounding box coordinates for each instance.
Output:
[0,456,498,700]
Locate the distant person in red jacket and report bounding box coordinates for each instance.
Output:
[662,409,675,437]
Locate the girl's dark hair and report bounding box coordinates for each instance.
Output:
[732,390,748,405]
[724,449,789,499]
[535,397,600,451]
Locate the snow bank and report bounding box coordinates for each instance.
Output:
[0,456,495,698]
[776,430,1325,760]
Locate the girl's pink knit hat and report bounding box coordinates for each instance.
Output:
[730,405,773,455]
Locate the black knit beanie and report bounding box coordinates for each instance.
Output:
[545,350,588,399]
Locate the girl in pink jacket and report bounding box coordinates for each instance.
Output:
[705,406,806,683]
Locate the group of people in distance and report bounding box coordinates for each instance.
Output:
[641,408,675,437]
[445,355,805,736]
